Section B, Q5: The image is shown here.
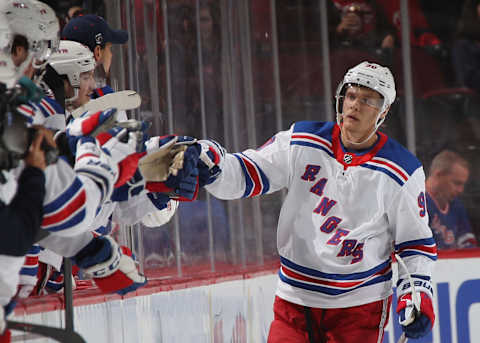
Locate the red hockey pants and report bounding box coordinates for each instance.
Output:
[267,295,392,343]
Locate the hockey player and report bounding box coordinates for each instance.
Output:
[24,38,199,296]
[198,61,436,341]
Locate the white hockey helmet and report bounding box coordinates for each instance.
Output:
[0,12,14,52]
[0,51,18,88]
[31,0,60,66]
[48,40,96,88]
[1,0,59,69]
[335,61,396,131]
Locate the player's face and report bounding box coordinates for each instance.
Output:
[341,86,384,136]
[73,70,95,108]
[438,163,469,202]
[99,42,113,76]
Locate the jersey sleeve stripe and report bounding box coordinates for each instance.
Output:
[395,237,436,250]
[40,98,56,116]
[17,104,35,117]
[43,209,87,232]
[395,237,437,261]
[43,178,84,213]
[42,189,86,227]
[233,153,269,198]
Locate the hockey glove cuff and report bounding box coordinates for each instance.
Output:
[198,139,225,187]
[72,236,147,295]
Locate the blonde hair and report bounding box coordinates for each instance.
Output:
[429,150,470,176]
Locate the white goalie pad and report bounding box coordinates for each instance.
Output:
[71,90,142,119]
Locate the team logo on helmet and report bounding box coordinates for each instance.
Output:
[343,154,353,164]
[95,33,103,45]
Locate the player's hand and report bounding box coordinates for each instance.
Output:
[142,135,201,201]
[72,236,147,295]
[111,169,145,202]
[337,12,362,35]
[197,139,225,187]
[66,108,118,154]
[24,126,55,170]
[97,127,142,187]
[397,292,435,338]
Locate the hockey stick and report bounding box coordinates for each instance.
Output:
[71,90,142,118]
[395,253,421,343]
[7,320,86,343]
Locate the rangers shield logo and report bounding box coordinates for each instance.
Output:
[343,154,353,164]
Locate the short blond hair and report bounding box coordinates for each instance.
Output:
[428,150,470,176]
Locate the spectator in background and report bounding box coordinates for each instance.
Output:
[331,0,395,55]
[426,150,477,249]
[374,0,450,94]
[62,14,128,90]
[452,0,480,92]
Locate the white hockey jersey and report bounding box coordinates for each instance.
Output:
[206,121,437,308]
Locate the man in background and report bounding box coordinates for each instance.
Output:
[426,150,477,249]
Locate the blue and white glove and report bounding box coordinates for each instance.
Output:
[198,139,225,187]
[72,236,147,295]
[141,135,201,201]
[66,108,118,154]
[110,169,145,202]
[396,277,435,339]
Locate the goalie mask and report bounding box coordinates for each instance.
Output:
[335,61,396,144]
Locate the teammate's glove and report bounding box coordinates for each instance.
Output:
[96,127,143,187]
[66,109,118,154]
[111,169,145,202]
[71,236,147,295]
[141,135,201,201]
[396,276,435,339]
[198,139,225,187]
